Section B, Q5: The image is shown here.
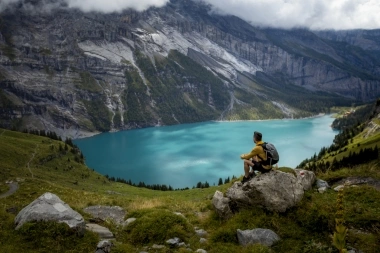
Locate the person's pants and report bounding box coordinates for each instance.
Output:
[251,161,271,173]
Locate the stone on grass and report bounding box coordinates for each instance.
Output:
[212,191,233,219]
[196,249,207,253]
[334,185,345,192]
[200,238,207,243]
[318,187,328,193]
[195,228,208,237]
[86,223,114,239]
[152,244,165,249]
[237,228,280,247]
[124,218,136,226]
[316,179,330,189]
[166,237,181,247]
[84,205,125,225]
[14,192,85,235]
[95,240,113,253]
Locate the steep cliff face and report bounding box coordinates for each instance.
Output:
[0,0,379,137]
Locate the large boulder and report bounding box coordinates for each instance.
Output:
[220,170,315,213]
[237,228,280,247]
[14,192,85,235]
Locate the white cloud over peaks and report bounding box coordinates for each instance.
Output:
[202,0,380,30]
[65,0,169,13]
[0,0,170,13]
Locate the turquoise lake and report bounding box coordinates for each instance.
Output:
[74,115,338,188]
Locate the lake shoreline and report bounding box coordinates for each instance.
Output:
[73,113,331,140]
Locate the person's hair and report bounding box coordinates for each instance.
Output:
[254,131,262,141]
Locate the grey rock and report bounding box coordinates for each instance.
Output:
[174,212,186,218]
[14,192,85,235]
[226,170,312,213]
[166,237,181,246]
[86,223,114,239]
[316,179,330,189]
[199,238,207,243]
[294,169,316,190]
[195,229,208,237]
[178,242,186,247]
[212,191,233,219]
[152,244,165,249]
[237,228,280,247]
[318,187,328,193]
[84,205,126,225]
[196,249,207,253]
[124,217,136,226]
[95,240,113,253]
[334,185,345,192]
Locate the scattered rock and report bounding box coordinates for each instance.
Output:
[237,228,280,247]
[316,179,330,189]
[225,170,314,213]
[199,238,207,243]
[347,246,364,253]
[195,228,208,237]
[196,249,207,253]
[86,223,114,239]
[14,192,85,236]
[334,185,345,192]
[178,242,186,247]
[166,237,181,247]
[95,240,113,253]
[212,191,233,219]
[152,244,165,249]
[83,205,126,225]
[318,187,328,193]
[124,217,136,226]
[174,212,186,218]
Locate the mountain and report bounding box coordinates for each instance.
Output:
[1,0,379,137]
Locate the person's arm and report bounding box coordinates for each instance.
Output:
[240,146,260,160]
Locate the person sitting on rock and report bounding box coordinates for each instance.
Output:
[240,131,271,183]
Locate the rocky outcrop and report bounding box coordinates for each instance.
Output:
[237,228,280,247]
[212,170,315,217]
[95,240,113,253]
[14,192,85,235]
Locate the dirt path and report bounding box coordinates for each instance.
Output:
[0,182,19,199]
[27,145,38,178]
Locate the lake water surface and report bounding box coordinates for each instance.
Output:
[74,115,338,188]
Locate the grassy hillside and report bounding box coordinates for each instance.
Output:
[1,129,380,252]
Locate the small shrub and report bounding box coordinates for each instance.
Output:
[122,209,193,245]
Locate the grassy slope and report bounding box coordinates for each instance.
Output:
[0,129,379,252]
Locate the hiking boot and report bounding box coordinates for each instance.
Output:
[241,176,251,184]
[249,171,257,178]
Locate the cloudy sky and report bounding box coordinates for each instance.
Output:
[1,0,379,30]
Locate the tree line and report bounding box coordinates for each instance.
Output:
[104,175,237,192]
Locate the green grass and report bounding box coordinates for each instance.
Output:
[1,129,379,252]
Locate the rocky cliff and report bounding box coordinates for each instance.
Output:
[0,0,379,137]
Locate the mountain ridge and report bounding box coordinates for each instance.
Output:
[0,0,379,137]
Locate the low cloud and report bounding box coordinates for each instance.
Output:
[65,0,169,13]
[202,0,380,30]
[1,0,379,30]
[0,0,169,13]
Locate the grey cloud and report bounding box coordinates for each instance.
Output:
[0,0,169,13]
[201,0,380,30]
